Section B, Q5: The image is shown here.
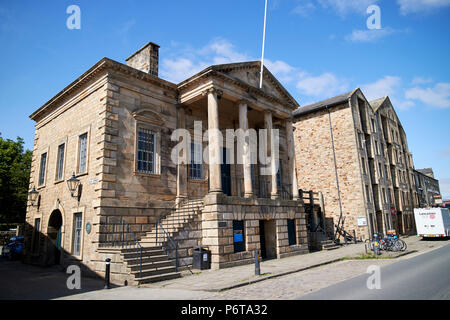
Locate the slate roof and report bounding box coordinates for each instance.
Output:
[293,89,356,118]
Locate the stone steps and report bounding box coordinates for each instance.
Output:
[322,240,340,251]
[120,245,181,285]
[120,199,204,285]
[134,271,181,285]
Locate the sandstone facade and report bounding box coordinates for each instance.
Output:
[24,42,308,284]
[293,90,417,240]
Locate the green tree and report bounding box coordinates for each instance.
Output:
[0,134,32,225]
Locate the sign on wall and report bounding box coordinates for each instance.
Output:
[357,217,367,227]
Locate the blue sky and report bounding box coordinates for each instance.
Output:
[0,0,449,198]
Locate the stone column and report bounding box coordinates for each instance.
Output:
[239,100,253,198]
[285,119,299,200]
[176,105,187,202]
[264,111,278,199]
[206,88,222,194]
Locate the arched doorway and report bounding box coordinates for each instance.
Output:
[47,210,63,265]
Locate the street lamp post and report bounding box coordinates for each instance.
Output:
[67,172,81,201]
[28,186,39,207]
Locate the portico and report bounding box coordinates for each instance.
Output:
[174,62,307,268]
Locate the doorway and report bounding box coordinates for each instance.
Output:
[259,220,277,260]
[221,148,231,196]
[47,210,63,265]
[376,211,384,234]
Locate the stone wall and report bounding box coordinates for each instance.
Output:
[201,193,308,269]
[25,72,109,270]
[293,102,371,239]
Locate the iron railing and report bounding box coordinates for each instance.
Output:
[154,189,204,274]
[99,220,143,278]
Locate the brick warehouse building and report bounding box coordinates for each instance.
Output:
[24,42,309,285]
[293,90,418,240]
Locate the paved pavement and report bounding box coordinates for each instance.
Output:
[0,256,107,300]
[2,236,449,300]
[57,236,449,300]
[300,242,450,300]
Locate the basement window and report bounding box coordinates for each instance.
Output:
[287,219,297,246]
[233,220,245,253]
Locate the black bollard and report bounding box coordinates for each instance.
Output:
[104,258,111,289]
[255,249,261,276]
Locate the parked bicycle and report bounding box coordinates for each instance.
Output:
[366,232,407,253]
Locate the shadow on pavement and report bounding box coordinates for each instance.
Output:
[0,257,118,300]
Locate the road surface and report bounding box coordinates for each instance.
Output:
[300,243,450,300]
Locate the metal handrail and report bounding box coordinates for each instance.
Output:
[154,189,204,274]
[99,219,143,279]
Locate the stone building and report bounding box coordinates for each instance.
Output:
[293,90,417,240]
[414,168,441,207]
[24,42,308,285]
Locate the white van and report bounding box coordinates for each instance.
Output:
[414,208,450,238]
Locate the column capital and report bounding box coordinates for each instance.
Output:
[238,98,251,106]
[202,87,223,98]
[264,109,273,117]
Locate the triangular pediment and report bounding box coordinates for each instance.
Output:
[211,62,299,108]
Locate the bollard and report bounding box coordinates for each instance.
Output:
[255,249,261,276]
[373,234,381,256]
[104,258,111,289]
[353,230,357,244]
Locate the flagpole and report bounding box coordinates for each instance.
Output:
[259,0,268,89]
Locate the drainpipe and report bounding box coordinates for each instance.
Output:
[326,105,344,241]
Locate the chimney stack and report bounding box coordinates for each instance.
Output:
[126,42,159,77]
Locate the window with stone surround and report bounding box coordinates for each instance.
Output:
[56,143,65,181]
[365,185,371,202]
[132,108,163,176]
[38,152,47,186]
[73,213,82,257]
[137,128,156,174]
[77,133,88,174]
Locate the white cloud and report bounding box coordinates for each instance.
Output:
[160,38,350,102]
[412,76,433,85]
[346,28,395,42]
[346,27,409,42]
[361,76,402,100]
[296,72,350,97]
[405,82,450,108]
[160,38,251,83]
[318,0,380,16]
[265,59,296,83]
[291,1,316,17]
[160,57,208,84]
[397,0,450,15]
[361,76,416,110]
[199,38,251,65]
